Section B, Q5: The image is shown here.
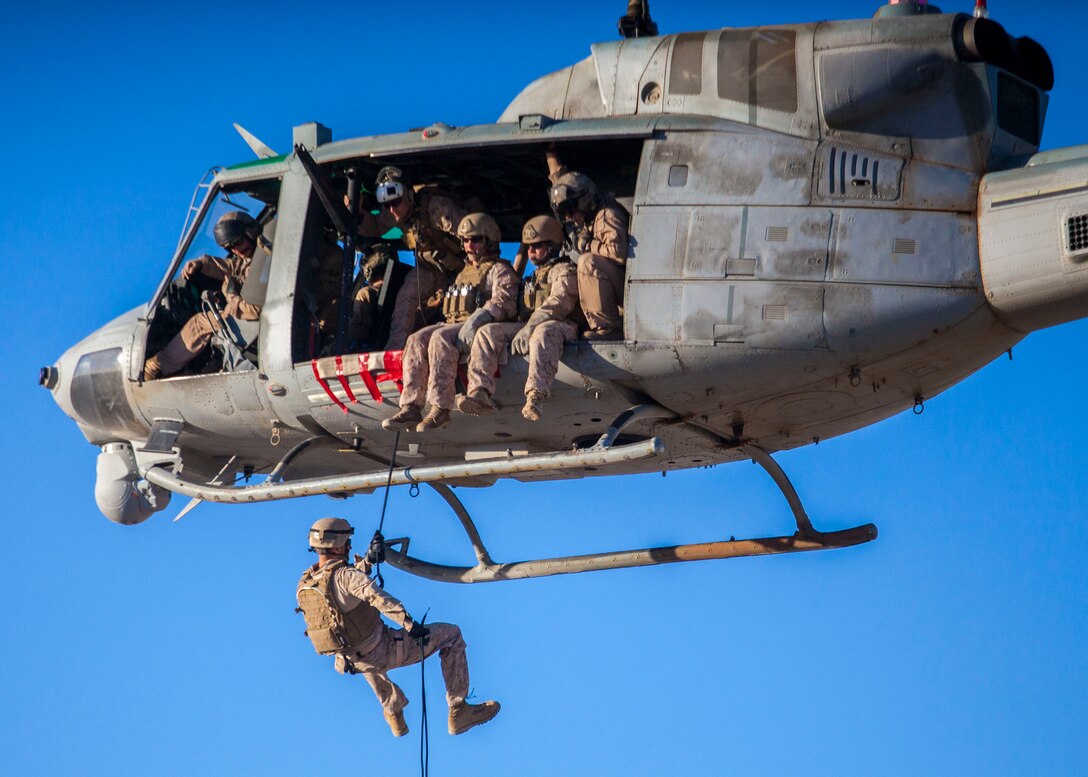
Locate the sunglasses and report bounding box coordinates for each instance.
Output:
[383,197,404,209]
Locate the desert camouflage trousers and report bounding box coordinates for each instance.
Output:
[342,622,469,714]
[157,309,254,377]
[385,263,448,351]
[467,319,578,398]
[577,252,625,334]
[399,322,462,410]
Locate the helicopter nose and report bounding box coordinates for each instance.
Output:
[40,341,83,424]
[43,306,149,443]
[978,146,1088,333]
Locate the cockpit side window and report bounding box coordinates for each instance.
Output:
[142,178,280,381]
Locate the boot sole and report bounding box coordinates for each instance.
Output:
[448,706,500,735]
[457,396,498,416]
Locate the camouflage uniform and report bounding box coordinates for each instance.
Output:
[358,193,466,350]
[549,165,629,335]
[156,254,261,376]
[467,259,580,399]
[399,258,519,411]
[321,561,472,715]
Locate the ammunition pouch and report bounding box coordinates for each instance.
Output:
[442,282,486,323]
[517,259,569,321]
[518,278,551,322]
[442,257,503,324]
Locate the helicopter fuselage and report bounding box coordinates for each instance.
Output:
[43,11,1088,524]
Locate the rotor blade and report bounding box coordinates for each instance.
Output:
[233,123,278,159]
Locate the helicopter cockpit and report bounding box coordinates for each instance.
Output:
[143,177,280,380]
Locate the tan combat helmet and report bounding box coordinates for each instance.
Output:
[521,215,564,246]
[457,212,502,244]
[308,517,354,552]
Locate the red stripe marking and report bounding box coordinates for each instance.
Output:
[357,353,384,403]
[376,350,404,393]
[311,359,348,414]
[334,355,358,404]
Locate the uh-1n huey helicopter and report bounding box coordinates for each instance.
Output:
[39,0,1083,583]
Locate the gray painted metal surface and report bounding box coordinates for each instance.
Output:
[39,8,1080,542]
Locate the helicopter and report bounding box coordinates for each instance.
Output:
[40,0,1084,583]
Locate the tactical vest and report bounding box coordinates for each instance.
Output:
[518,258,573,321]
[442,256,507,323]
[403,191,466,274]
[295,560,382,655]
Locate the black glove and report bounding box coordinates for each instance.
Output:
[407,622,431,644]
[365,531,386,566]
[457,309,493,355]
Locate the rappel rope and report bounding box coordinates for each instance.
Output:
[416,612,430,777]
[367,431,400,587]
[367,432,431,773]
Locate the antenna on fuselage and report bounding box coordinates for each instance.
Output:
[618,0,658,38]
[232,122,279,159]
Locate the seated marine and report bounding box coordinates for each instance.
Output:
[458,215,582,421]
[381,213,519,432]
[546,149,630,341]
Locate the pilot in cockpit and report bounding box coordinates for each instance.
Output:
[142,211,266,380]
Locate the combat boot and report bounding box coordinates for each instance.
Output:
[448,700,501,735]
[383,709,409,738]
[521,390,545,422]
[416,407,451,432]
[142,355,162,382]
[457,389,498,416]
[582,329,620,341]
[383,404,423,431]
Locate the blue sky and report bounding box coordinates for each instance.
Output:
[3,1,1087,775]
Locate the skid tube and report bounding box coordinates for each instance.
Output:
[143,437,664,503]
[382,404,878,583]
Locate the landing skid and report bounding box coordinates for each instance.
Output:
[381,405,877,583]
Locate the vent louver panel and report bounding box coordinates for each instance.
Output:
[1067,214,1088,254]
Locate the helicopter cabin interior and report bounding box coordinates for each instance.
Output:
[143,134,646,381]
